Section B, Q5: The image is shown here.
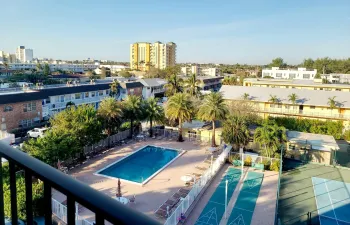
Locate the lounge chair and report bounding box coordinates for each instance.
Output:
[195,166,208,171]
[155,208,168,219]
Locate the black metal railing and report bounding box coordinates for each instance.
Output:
[0,141,161,225]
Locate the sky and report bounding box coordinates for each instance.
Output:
[0,0,349,64]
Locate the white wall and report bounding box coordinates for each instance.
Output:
[262,67,317,80]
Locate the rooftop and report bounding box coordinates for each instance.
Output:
[244,78,350,88]
[286,131,339,152]
[140,78,167,87]
[220,85,350,108]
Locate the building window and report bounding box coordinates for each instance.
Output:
[85,92,89,98]
[3,105,13,112]
[276,73,282,78]
[289,74,296,79]
[23,102,36,112]
[19,119,33,128]
[106,89,110,95]
[75,93,81,99]
[303,74,310,79]
[310,106,316,109]
[99,90,103,96]
[60,95,64,102]
[285,105,290,109]
[335,89,341,91]
[91,91,96,97]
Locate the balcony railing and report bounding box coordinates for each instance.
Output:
[0,141,160,225]
[45,96,108,109]
[258,107,350,120]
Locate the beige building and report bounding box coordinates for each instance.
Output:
[244,78,350,92]
[130,41,176,71]
[220,85,350,129]
[181,65,221,77]
[0,51,16,63]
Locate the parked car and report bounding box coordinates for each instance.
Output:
[27,127,49,138]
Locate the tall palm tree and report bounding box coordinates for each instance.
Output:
[269,95,279,104]
[98,97,123,137]
[288,93,298,105]
[164,74,183,97]
[184,73,201,97]
[197,92,228,147]
[109,80,120,98]
[222,115,250,151]
[145,97,164,137]
[328,96,337,110]
[165,93,194,142]
[123,95,143,138]
[242,93,250,100]
[254,123,286,158]
[2,62,9,77]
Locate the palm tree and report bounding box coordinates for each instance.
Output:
[145,97,164,137]
[328,96,337,110]
[123,95,143,138]
[242,93,250,100]
[65,101,75,109]
[269,95,279,104]
[254,123,286,158]
[109,80,120,98]
[184,73,201,97]
[288,93,298,105]
[36,63,42,72]
[197,92,228,147]
[2,62,9,77]
[165,93,194,142]
[98,97,123,137]
[164,74,183,97]
[222,115,250,151]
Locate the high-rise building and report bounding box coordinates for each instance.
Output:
[130,41,176,71]
[0,51,16,63]
[16,46,33,62]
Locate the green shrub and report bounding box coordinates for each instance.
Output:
[228,154,240,163]
[262,159,271,170]
[270,160,280,172]
[244,156,252,166]
[344,130,350,141]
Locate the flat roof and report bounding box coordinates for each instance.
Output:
[287,131,339,152]
[220,85,350,108]
[244,78,350,88]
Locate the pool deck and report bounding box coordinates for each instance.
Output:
[52,139,211,223]
[184,166,279,225]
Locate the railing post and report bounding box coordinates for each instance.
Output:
[44,183,52,225]
[9,161,18,224]
[25,170,33,225]
[67,196,76,225]
[0,158,4,225]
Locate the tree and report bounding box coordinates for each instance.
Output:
[85,70,93,77]
[222,76,237,85]
[269,95,279,104]
[145,97,164,137]
[36,63,42,72]
[43,63,51,76]
[197,92,228,147]
[2,62,9,76]
[269,57,287,68]
[164,74,183,96]
[165,93,194,142]
[109,80,120,98]
[242,93,250,100]
[302,58,315,69]
[288,93,298,105]
[254,123,286,158]
[119,70,132,78]
[328,96,337,110]
[100,67,107,79]
[164,65,181,77]
[184,73,201,97]
[98,97,123,137]
[122,95,144,138]
[222,115,250,151]
[65,101,75,109]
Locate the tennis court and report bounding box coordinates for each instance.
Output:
[227,171,264,225]
[278,159,350,225]
[312,177,350,225]
[195,167,241,225]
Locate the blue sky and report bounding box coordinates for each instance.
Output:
[1,0,349,64]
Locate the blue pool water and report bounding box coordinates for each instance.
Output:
[97,145,180,183]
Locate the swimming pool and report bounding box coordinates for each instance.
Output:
[95,145,184,185]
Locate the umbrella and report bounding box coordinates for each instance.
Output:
[116,179,122,198]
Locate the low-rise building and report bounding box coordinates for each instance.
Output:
[220,85,350,129]
[181,65,221,77]
[6,62,99,73]
[198,76,223,92]
[243,78,350,92]
[118,81,143,101]
[139,78,167,99]
[262,67,317,80]
[321,74,350,84]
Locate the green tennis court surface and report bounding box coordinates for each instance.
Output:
[195,167,242,225]
[278,159,350,225]
[312,177,350,225]
[227,171,264,225]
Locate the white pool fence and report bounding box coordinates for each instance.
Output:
[164,145,232,225]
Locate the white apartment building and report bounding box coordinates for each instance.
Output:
[16,46,34,63]
[100,65,129,74]
[181,65,221,77]
[262,67,317,80]
[7,63,99,73]
[321,74,350,83]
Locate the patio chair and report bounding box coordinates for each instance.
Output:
[155,208,168,219]
[129,195,136,204]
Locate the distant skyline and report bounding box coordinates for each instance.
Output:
[1,0,349,64]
